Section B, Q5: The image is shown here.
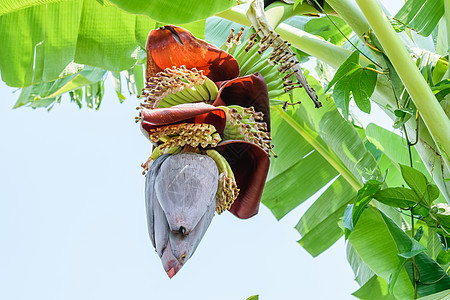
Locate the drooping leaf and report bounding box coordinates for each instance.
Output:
[296,176,355,256]
[262,149,337,219]
[0,0,207,89]
[352,275,396,300]
[263,73,381,256]
[394,0,444,37]
[0,0,156,88]
[348,206,414,299]
[14,66,106,109]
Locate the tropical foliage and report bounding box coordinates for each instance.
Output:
[1,0,449,298]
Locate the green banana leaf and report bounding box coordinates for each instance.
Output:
[346,242,376,287]
[352,275,397,300]
[349,206,415,299]
[349,206,450,299]
[394,0,444,37]
[262,74,383,256]
[108,0,236,24]
[0,0,205,89]
[366,123,447,204]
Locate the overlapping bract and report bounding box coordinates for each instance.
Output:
[140,25,272,277]
[146,153,217,278]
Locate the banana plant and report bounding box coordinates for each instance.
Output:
[1,0,450,298]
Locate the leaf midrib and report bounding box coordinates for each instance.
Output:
[272,106,362,191]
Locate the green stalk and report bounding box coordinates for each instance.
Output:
[356,0,450,166]
[217,3,450,201]
[272,106,362,191]
[217,2,335,29]
[320,0,450,201]
[215,7,251,27]
[325,0,370,37]
[445,0,450,79]
[264,1,334,28]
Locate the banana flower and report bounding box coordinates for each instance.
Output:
[138,25,299,277]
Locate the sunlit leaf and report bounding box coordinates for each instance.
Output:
[347,242,375,286]
[263,74,381,256]
[374,187,421,209]
[108,0,236,24]
[296,176,355,256]
[0,0,206,89]
[352,275,396,300]
[285,15,353,46]
[326,51,377,117]
[0,0,156,87]
[394,0,444,36]
[349,206,414,299]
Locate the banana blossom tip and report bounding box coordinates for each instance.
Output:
[141,25,274,278]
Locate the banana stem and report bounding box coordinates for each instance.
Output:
[445,0,450,71]
[356,0,450,165]
[325,0,370,37]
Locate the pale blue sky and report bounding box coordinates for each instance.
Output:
[0,1,404,299]
[0,80,359,299]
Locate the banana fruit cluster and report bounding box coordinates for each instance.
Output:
[141,123,222,174]
[206,150,240,214]
[139,66,218,108]
[221,105,274,156]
